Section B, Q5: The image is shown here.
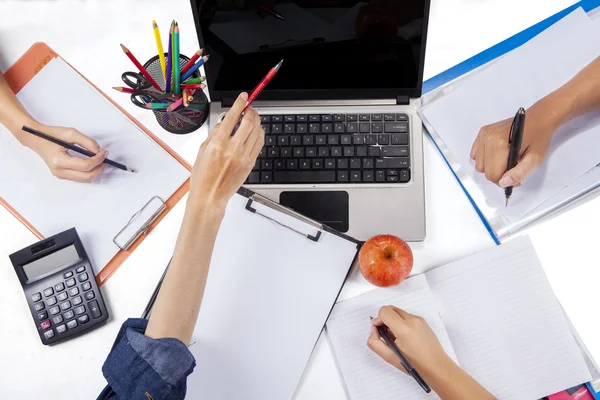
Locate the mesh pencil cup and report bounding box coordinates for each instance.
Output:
[142,54,208,134]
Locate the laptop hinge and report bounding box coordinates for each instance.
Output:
[396,95,410,105]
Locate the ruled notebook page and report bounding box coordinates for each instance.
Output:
[326,275,457,400]
[426,236,591,400]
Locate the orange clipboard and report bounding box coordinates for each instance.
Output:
[1,42,192,286]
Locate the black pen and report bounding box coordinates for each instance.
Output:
[22,125,135,173]
[505,108,526,206]
[370,317,431,393]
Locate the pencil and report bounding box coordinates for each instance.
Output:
[120,44,162,92]
[112,86,135,94]
[180,55,210,82]
[152,20,167,83]
[180,49,203,75]
[370,317,431,393]
[181,76,205,85]
[167,97,184,112]
[165,22,174,93]
[22,125,135,173]
[183,89,189,107]
[180,83,205,89]
[173,24,181,94]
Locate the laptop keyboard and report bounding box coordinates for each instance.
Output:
[245,113,411,185]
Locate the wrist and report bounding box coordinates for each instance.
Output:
[530,90,572,133]
[184,197,226,225]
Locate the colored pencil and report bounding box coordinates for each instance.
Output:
[22,125,135,172]
[112,86,135,94]
[165,22,174,93]
[173,24,181,94]
[152,20,167,83]
[120,44,162,92]
[170,20,175,91]
[243,59,283,112]
[180,55,210,82]
[146,102,205,111]
[181,83,205,89]
[180,49,203,74]
[181,76,205,84]
[183,89,190,107]
[167,97,184,112]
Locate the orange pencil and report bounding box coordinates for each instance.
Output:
[120,44,162,91]
[181,49,203,75]
[183,89,190,107]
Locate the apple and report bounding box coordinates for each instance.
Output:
[359,234,413,287]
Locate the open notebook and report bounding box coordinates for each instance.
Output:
[326,236,591,400]
[418,8,600,240]
[145,188,360,400]
[0,54,189,278]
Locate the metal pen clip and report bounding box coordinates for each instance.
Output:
[113,196,167,250]
[244,194,323,242]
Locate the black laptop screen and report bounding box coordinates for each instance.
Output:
[191,0,430,101]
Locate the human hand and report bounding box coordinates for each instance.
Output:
[23,124,107,183]
[470,105,558,188]
[368,306,450,374]
[188,92,264,211]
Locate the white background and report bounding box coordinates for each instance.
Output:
[1,0,593,399]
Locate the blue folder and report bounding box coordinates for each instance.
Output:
[421,0,600,245]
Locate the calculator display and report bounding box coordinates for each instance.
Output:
[22,245,81,281]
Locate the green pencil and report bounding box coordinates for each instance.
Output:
[174,23,181,94]
[182,76,205,84]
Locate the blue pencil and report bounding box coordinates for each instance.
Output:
[181,55,210,82]
[165,22,174,93]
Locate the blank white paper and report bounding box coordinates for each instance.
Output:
[326,275,457,400]
[426,236,591,400]
[420,8,600,223]
[185,193,358,400]
[0,58,189,274]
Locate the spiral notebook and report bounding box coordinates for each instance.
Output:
[326,236,591,400]
[418,8,600,241]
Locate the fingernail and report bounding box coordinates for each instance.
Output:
[499,175,514,188]
[240,92,248,101]
[103,150,109,158]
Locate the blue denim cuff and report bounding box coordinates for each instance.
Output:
[100,318,196,400]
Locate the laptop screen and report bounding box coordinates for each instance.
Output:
[190,0,430,102]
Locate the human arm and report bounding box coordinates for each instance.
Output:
[368,306,496,400]
[145,91,263,343]
[0,71,107,182]
[471,55,600,188]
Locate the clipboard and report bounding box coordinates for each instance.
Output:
[0,43,192,286]
[140,186,361,400]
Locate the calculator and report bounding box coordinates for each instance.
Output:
[10,228,108,345]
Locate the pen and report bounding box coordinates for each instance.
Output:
[243,59,283,112]
[258,4,285,21]
[370,317,431,393]
[505,108,526,206]
[22,126,135,173]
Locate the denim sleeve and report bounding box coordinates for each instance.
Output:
[97,318,196,400]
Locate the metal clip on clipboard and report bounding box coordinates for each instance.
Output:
[113,196,167,250]
[245,194,323,242]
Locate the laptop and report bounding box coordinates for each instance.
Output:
[190,0,429,241]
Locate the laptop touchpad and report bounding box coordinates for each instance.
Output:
[280,191,349,233]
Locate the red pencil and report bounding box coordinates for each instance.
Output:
[243,59,283,112]
[180,83,205,89]
[112,86,135,94]
[120,44,162,92]
[181,49,204,75]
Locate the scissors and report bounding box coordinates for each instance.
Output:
[121,71,179,109]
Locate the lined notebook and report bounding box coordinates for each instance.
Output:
[326,236,591,400]
[418,8,600,239]
[0,57,189,275]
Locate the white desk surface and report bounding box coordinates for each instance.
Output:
[1,0,592,399]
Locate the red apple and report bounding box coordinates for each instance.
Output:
[359,234,413,287]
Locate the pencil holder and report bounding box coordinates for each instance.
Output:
[142,54,209,134]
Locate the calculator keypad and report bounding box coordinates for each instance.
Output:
[31,265,104,343]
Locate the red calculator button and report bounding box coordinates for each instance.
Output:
[41,320,51,330]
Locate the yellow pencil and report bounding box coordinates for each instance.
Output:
[153,20,167,83]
